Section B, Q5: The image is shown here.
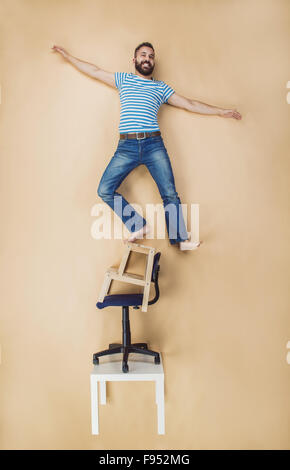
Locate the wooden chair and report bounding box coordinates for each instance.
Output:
[98,242,156,313]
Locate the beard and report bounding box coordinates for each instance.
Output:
[135,60,154,76]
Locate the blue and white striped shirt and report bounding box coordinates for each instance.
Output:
[114,72,175,133]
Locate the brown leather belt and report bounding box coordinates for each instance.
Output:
[119,131,161,140]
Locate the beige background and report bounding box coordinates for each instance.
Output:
[0,0,290,450]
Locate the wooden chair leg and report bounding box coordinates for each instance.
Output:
[118,244,131,275]
[141,248,155,312]
[98,272,112,303]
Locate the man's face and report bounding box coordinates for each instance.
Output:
[133,47,155,76]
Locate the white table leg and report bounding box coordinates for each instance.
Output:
[90,376,99,434]
[100,381,106,405]
[156,377,165,435]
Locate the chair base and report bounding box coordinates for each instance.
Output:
[93,305,160,373]
[93,343,160,373]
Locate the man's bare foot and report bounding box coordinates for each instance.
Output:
[179,239,203,251]
[179,232,203,251]
[123,224,150,244]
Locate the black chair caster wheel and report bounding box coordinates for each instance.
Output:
[154,355,160,364]
[122,362,129,373]
[93,356,99,365]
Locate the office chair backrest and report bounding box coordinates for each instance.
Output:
[151,252,161,282]
[147,252,161,306]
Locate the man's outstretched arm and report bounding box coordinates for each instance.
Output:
[51,45,116,88]
[167,92,242,120]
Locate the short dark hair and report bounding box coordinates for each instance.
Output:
[134,42,155,58]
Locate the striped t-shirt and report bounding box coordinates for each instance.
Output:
[114,72,175,133]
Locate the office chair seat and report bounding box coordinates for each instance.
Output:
[96,293,143,309]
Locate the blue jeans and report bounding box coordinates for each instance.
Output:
[97,134,189,245]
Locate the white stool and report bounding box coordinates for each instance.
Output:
[90,353,165,435]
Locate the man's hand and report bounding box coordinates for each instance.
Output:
[219,108,242,120]
[51,45,70,60]
[51,45,69,59]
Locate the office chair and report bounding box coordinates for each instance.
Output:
[93,252,161,373]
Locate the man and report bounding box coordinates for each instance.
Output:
[51,42,242,250]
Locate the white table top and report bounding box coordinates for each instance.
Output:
[91,353,164,380]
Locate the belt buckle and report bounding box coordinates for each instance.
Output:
[136,132,146,140]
